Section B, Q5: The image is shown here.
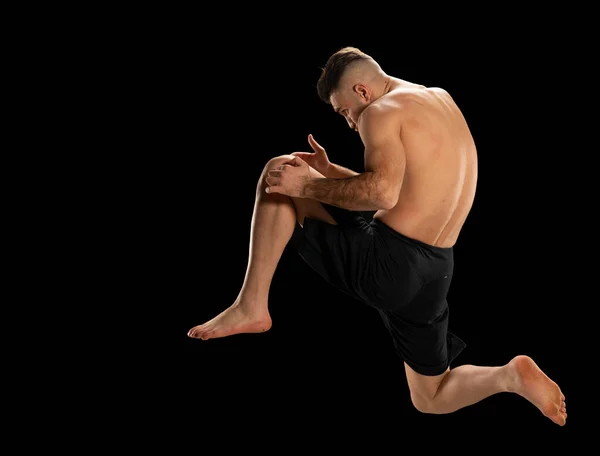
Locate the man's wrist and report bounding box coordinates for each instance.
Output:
[320,162,333,178]
[302,177,319,198]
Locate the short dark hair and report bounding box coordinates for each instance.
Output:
[316,47,373,104]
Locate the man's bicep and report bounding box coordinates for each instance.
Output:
[361,109,406,189]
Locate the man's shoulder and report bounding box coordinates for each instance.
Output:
[360,101,403,133]
[381,86,456,119]
[363,94,413,125]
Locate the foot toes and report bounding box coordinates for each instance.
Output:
[188,327,203,338]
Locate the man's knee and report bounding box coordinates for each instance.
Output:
[404,362,448,414]
[410,391,437,414]
[262,155,295,176]
[257,155,296,190]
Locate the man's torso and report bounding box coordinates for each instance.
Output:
[370,81,478,248]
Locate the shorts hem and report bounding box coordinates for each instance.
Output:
[404,359,450,377]
[403,331,467,376]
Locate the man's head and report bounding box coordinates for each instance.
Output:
[316,47,388,131]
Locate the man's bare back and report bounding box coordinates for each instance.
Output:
[370,80,478,248]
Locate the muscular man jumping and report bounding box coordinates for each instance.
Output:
[188,46,566,426]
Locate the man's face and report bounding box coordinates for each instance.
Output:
[330,84,369,132]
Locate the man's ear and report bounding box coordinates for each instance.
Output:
[354,84,370,102]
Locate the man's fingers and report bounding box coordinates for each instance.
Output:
[280,156,300,166]
[265,186,281,194]
[265,174,279,188]
[308,134,325,153]
[268,165,294,178]
[291,152,313,163]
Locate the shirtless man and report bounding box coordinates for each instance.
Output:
[188,47,566,426]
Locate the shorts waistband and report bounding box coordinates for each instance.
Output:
[371,219,454,255]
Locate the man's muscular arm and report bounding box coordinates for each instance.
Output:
[304,105,406,211]
[304,173,387,210]
[321,163,360,179]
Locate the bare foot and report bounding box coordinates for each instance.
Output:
[508,355,567,426]
[187,301,272,340]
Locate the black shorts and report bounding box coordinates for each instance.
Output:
[293,203,466,376]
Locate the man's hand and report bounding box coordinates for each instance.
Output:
[290,134,331,175]
[265,156,312,197]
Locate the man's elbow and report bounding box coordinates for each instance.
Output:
[378,187,399,210]
[371,172,401,210]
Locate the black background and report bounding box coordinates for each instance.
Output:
[127,16,588,449]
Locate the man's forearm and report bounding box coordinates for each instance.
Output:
[321,163,359,179]
[304,172,390,211]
